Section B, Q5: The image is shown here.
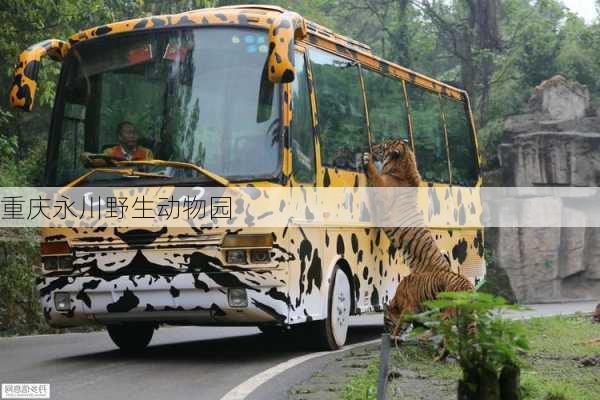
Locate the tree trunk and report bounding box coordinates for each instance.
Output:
[458,366,501,400]
[499,362,521,400]
[478,367,501,400]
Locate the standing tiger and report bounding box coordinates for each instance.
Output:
[364,139,450,274]
[364,139,474,337]
[383,269,474,335]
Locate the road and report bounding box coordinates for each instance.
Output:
[2,301,596,400]
[0,315,383,400]
[501,300,598,319]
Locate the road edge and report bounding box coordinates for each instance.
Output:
[219,338,381,400]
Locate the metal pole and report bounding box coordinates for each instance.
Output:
[377,333,391,400]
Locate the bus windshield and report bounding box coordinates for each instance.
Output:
[48,27,280,185]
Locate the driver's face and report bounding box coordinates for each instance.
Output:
[119,124,138,149]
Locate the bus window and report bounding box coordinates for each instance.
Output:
[291,51,316,183]
[362,68,409,143]
[98,70,164,154]
[443,97,479,186]
[406,83,449,183]
[309,47,368,170]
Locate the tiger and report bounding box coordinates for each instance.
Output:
[364,139,450,274]
[594,303,600,323]
[382,269,474,336]
[365,139,475,357]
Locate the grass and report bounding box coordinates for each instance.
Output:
[343,315,600,400]
[343,338,461,400]
[343,361,379,400]
[519,315,600,400]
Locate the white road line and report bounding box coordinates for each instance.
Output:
[219,339,381,400]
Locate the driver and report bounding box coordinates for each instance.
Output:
[103,121,154,161]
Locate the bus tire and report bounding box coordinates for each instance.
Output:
[107,324,154,353]
[310,265,351,350]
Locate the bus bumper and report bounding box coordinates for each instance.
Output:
[36,272,290,328]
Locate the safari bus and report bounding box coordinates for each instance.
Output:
[9,5,484,351]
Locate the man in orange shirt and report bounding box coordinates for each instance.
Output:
[103,121,153,161]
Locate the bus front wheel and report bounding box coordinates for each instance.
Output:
[309,266,351,350]
[107,324,155,353]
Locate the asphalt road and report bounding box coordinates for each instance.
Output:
[0,315,383,400]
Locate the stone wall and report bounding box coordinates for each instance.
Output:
[492,75,600,303]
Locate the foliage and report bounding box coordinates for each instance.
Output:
[0,230,46,335]
[3,0,600,178]
[411,291,528,398]
[416,292,527,368]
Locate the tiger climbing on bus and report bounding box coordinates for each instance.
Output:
[364,139,474,340]
[364,139,450,274]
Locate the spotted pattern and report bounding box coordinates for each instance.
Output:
[26,5,484,330]
[9,39,70,111]
[267,11,307,83]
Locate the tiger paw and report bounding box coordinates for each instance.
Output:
[361,152,371,168]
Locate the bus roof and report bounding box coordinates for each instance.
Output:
[67,4,466,100]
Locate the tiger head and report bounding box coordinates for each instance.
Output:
[382,303,396,334]
[371,139,421,186]
[382,302,406,336]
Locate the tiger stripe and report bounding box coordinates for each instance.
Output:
[384,270,474,334]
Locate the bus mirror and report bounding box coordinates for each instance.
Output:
[9,39,70,112]
[267,11,307,83]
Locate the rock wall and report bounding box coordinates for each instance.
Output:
[493,75,600,303]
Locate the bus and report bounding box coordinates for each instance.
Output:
[9,5,484,351]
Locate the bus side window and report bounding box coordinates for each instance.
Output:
[290,51,316,183]
[406,83,449,183]
[362,68,409,143]
[443,97,479,186]
[309,47,368,170]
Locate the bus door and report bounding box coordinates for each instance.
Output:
[287,48,326,323]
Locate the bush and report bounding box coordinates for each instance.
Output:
[412,292,528,400]
[0,229,50,336]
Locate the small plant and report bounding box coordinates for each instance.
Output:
[411,291,528,400]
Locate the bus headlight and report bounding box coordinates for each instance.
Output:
[250,249,270,263]
[222,234,273,266]
[54,292,71,312]
[226,250,247,265]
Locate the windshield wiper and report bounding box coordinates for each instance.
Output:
[65,167,172,187]
[115,160,230,186]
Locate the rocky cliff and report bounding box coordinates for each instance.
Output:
[492,75,600,303]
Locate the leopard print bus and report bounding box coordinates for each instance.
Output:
[9,39,70,111]
[366,139,450,274]
[384,270,474,335]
